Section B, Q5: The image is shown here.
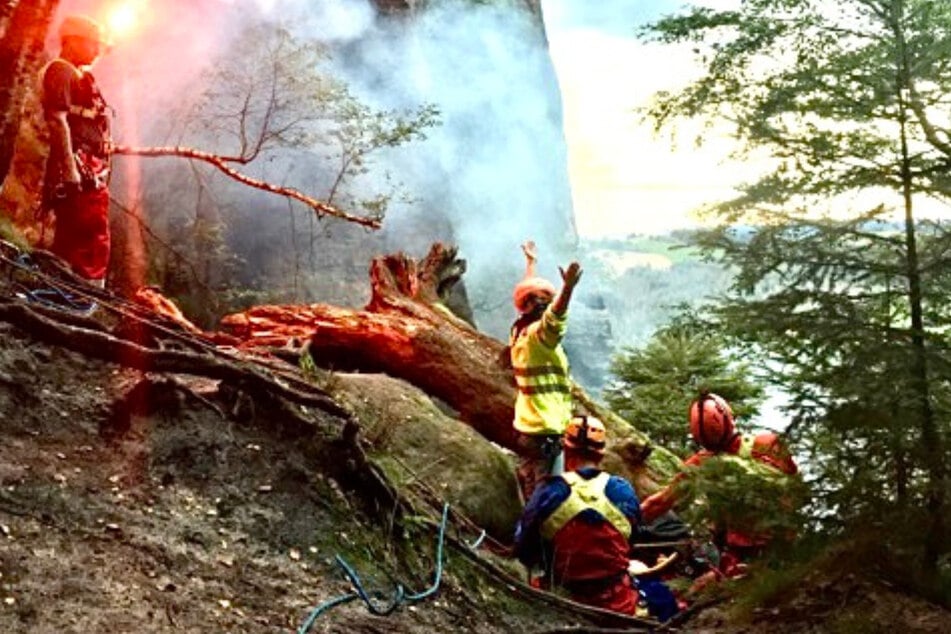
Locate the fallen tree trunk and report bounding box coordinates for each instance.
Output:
[220,243,680,492]
[222,244,514,443]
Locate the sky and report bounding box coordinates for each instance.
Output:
[542,0,752,238]
[60,0,748,241]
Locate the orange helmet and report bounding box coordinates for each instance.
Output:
[751,432,798,475]
[564,415,607,455]
[59,15,106,43]
[512,276,556,314]
[689,393,736,451]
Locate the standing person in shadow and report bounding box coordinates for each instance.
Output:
[40,15,114,290]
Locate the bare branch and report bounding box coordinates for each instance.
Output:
[111,144,382,229]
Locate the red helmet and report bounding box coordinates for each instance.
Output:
[751,432,798,475]
[512,276,556,314]
[689,393,736,451]
[564,415,606,455]
[59,15,106,44]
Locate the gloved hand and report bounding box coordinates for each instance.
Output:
[628,559,650,577]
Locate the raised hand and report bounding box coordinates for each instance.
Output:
[522,240,539,277]
[521,240,538,263]
[559,261,583,289]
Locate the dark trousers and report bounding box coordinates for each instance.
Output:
[50,187,110,281]
[515,433,563,502]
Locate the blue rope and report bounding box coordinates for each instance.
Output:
[404,503,449,601]
[2,250,95,312]
[2,250,95,311]
[24,286,95,311]
[296,593,357,634]
[335,554,406,615]
[297,503,451,632]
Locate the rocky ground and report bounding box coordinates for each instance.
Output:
[1,318,949,633]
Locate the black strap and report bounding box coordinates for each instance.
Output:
[696,392,732,450]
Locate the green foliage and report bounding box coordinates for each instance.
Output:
[127,21,440,323]
[323,96,440,218]
[641,0,951,571]
[298,346,319,382]
[672,454,808,539]
[179,22,440,224]
[587,234,702,265]
[0,214,27,247]
[725,557,813,623]
[605,324,766,455]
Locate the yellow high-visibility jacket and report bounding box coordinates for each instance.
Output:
[540,471,633,540]
[510,307,571,436]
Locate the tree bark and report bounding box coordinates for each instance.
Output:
[893,1,947,574]
[0,0,56,187]
[220,243,680,493]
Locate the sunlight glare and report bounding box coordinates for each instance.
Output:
[106,2,143,41]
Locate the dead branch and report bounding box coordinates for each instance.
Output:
[111,144,382,229]
[0,298,350,419]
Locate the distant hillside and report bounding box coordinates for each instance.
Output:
[579,232,733,357]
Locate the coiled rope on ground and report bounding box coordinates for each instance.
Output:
[297,503,451,633]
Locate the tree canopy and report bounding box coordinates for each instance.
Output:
[605,324,766,456]
[641,0,950,577]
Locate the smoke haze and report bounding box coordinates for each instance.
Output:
[53,0,578,338]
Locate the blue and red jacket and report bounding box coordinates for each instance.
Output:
[514,467,641,586]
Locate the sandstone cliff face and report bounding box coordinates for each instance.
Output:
[354,0,614,392]
[352,0,576,252]
[372,1,543,20]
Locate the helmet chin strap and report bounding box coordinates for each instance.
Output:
[529,294,550,311]
[716,430,740,452]
[696,392,708,447]
[578,415,589,448]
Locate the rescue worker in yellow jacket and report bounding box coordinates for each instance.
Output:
[509,240,582,501]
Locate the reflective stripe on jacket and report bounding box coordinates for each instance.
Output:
[510,307,571,435]
[540,471,632,541]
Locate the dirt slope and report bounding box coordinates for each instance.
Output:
[2,318,949,633]
[0,323,560,633]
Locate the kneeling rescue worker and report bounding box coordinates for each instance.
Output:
[514,415,646,615]
[640,392,799,576]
